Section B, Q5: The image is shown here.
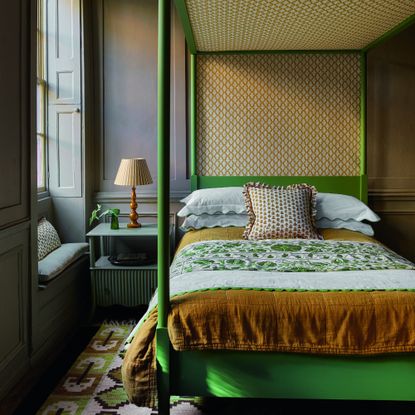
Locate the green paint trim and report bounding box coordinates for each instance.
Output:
[360,174,368,205]
[156,328,170,414]
[190,174,198,190]
[174,0,197,54]
[190,54,197,176]
[363,13,415,52]
[360,52,367,179]
[191,175,367,201]
[197,49,360,55]
[157,0,170,329]
[171,350,415,400]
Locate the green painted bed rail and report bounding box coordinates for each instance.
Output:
[174,0,197,54]
[360,52,367,178]
[363,13,415,52]
[157,0,171,412]
[197,49,361,55]
[191,175,368,203]
[190,54,197,177]
[171,350,415,401]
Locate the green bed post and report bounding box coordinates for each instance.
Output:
[360,51,368,203]
[157,0,171,413]
[190,53,197,190]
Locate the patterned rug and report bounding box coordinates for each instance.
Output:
[35,323,412,414]
[36,323,202,415]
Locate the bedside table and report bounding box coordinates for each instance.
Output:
[87,222,174,309]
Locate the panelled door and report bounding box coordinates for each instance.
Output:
[0,0,33,401]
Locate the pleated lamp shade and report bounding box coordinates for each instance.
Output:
[114,158,153,187]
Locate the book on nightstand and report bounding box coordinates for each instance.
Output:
[108,252,155,266]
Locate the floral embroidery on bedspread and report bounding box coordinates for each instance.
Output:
[171,240,415,277]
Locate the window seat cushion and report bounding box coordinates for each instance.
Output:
[38,242,89,283]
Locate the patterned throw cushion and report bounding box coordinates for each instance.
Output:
[243,183,320,240]
[38,217,62,261]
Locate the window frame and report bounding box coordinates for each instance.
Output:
[37,0,48,195]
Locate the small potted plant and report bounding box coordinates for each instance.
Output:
[89,204,120,230]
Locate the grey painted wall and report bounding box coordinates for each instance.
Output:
[92,0,189,207]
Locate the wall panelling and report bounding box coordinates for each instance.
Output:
[367,24,415,261]
[93,0,189,202]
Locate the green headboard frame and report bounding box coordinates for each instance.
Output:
[189,52,368,203]
[191,175,367,202]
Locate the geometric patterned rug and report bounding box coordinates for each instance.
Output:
[36,324,203,415]
[34,323,415,414]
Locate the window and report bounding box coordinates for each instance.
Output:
[37,0,47,192]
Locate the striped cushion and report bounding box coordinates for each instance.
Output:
[243,182,320,240]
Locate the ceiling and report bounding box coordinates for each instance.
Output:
[184,0,415,52]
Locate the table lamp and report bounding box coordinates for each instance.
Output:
[114,158,153,228]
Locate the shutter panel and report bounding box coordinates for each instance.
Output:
[47,0,82,197]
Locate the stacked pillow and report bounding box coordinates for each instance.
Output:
[315,193,379,236]
[178,186,380,237]
[178,187,247,230]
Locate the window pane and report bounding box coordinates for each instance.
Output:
[36,82,44,135]
[37,0,47,192]
[37,134,46,191]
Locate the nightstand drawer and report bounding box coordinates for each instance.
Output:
[92,268,157,306]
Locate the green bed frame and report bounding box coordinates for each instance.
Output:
[156,1,415,413]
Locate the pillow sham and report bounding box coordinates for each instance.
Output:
[243,183,320,240]
[38,217,62,261]
[181,213,248,231]
[178,187,380,224]
[178,187,245,217]
[316,193,380,222]
[316,218,374,236]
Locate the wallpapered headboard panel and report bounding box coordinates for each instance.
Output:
[196,53,361,177]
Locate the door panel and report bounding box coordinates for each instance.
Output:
[0,0,30,228]
[0,226,29,399]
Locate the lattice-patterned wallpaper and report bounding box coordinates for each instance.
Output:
[196,54,361,177]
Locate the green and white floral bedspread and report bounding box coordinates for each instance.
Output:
[171,239,414,277]
[123,240,415,353]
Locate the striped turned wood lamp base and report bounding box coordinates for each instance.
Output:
[128,186,140,228]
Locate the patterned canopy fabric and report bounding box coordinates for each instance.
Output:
[185,0,415,51]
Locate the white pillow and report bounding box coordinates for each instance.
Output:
[181,213,248,230]
[178,187,380,223]
[181,215,374,235]
[316,193,380,222]
[316,218,374,236]
[178,187,245,217]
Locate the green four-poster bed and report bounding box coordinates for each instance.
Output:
[151,1,415,413]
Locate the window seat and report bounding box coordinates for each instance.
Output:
[38,242,89,283]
